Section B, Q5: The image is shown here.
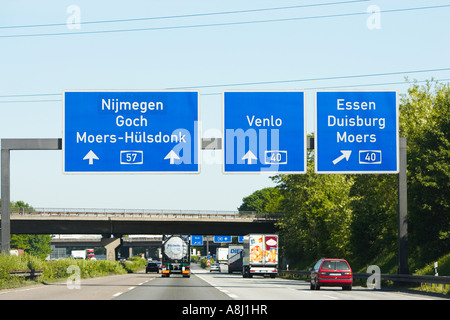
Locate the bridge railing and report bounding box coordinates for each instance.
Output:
[8,207,280,220]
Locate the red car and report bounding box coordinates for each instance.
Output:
[310,258,353,290]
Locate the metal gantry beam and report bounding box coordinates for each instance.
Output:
[1,137,223,254]
[1,139,62,254]
[1,136,408,276]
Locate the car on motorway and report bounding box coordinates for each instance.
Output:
[210,263,221,272]
[146,261,161,273]
[310,258,353,290]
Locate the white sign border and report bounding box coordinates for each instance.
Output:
[222,89,307,175]
[62,89,201,175]
[314,89,399,174]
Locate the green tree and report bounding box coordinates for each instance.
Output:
[400,80,450,263]
[272,162,353,268]
[3,200,52,259]
[349,174,398,268]
[238,187,283,214]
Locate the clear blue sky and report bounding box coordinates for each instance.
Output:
[1,0,449,211]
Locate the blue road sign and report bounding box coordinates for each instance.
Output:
[315,90,398,173]
[191,235,203,246]
[223,90,306,173]
[213,235,232,243]
[63,90,200,173]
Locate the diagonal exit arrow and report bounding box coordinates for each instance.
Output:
[332,150,352,165]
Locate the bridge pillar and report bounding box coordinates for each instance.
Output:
[101,237,122,261]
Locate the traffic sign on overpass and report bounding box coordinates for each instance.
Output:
[213,235,232,243]
[315,90,399,173]
[191,235,203,246]
[63,90,200,173]
[223,90,306,174]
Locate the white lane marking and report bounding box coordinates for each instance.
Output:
[195,274,239,300]
[321,294,339,300]
[113,292,123,297]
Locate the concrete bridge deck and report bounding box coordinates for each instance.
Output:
[3,208,278,236]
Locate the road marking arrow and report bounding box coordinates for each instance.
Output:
[332,150,352,165]
[242,150,257,164]
[83,150,99,165]
[164,150,180,164]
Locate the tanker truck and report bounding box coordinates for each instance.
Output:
[161,235,191,278]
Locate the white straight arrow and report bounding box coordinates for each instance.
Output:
[164,150,180,164]
[83,150,99,165]
[332,150,352,165]
[242,150,257,164]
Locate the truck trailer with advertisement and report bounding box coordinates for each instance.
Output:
[161,235,191,278]
[242,234,278,278]
[227,245,243,273]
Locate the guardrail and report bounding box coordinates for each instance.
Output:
[279,270,450,287]
[9,269,43,279]
[7,207,280,220]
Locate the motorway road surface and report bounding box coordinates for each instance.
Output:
[0,263,447,301]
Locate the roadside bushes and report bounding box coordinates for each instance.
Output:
[200,257,215,269]
[119,257,147,273]
[41,258,128,281]
[0,254,144,290]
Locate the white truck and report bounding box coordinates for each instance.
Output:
[71,250,87,259]
[217,247,228,263]
[242,234,278,278]
[227,245,243,273]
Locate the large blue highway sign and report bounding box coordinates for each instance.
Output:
[191,235,203,246]
[223,90,306,174]
[63,90,200,173]
[315,90,398,173]
[213,235,232,243]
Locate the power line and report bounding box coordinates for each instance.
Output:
[1,78,449,103]
[1,4,449,38]
[0,67,448,99]
[167,68,450,89]
[1,78,448,102]
[0,0,369,30]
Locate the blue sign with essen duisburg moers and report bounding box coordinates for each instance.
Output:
[315,90,399,174]
[223,90,306,174]
[63,90,200,173]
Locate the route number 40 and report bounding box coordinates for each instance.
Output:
[264,151,287,165]
[359,150,382,164]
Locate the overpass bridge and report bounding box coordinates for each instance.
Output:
[4,208,278,236]
[51,235,162,248]
[50,235,228,259]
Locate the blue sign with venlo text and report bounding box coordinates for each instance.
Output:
[315,90,398,173]
[63,90,200,173]
[223,90,306,174]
